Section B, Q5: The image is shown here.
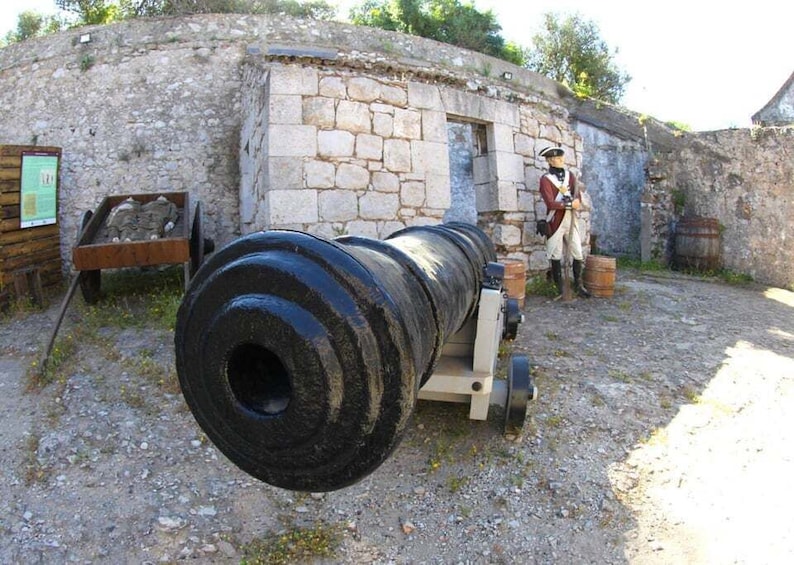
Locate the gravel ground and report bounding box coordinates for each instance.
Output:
[1,267,793,564]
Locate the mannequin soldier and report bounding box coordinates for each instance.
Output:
[538,146,591,298]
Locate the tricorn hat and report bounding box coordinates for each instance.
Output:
[539,146,565,158]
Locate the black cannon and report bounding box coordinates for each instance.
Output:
[174,222,533,492]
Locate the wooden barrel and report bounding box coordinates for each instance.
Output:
[584,255,616,298]
[501,259,526,308]
[675,217,721,272]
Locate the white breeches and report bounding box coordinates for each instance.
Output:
[546,210,583,261]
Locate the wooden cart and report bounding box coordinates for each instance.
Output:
[37,191,210,373]
[72,191,208,303]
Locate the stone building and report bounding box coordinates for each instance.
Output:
[752,71,794,126]
[0,14,791,290]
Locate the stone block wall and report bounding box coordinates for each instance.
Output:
[237,57,585,273]
[0,14,585,278]
[638,127,794,289]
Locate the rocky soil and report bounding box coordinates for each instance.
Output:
[1,267,792,564]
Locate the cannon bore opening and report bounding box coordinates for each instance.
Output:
[227,343,292,416]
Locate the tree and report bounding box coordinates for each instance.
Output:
[350,0,524,65]
[55,0,121,26]
[526,12,630,104]
[2,11,64,45]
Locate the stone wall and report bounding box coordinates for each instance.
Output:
[638,127,794,289]
[237,56,585,273]
[0,13,584,275]
[575,122,648,256]
[1,14,791,289]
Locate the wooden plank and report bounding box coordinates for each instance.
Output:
[1,204,20,219]
[0,169,20,181]
[0,145,62,157]
[0,192,20,206]
[0,217,20,232]
[73,238,189,270]
[1,247,61,272]
[0,235,62,260]
[0,224,59,245]
[0,155,22,168]
[1,261,63,289]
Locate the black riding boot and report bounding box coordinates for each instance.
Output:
[573,259,591,298]
[551,260,563,297]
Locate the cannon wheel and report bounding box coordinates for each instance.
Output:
[77,210,102,304]
[503,297,521,340]
[504,354,535,434]
[189,201,205,278]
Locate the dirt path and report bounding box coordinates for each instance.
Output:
[1,269,792,563]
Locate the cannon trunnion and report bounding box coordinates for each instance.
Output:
[174,223,533,492]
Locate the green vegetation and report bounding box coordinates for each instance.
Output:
[671,188,686,215]
[80,54,95,71]
[26,266,183,390]
[350,0,524,65]
[240,522,342,565]
[82,266,183,330]
[525,13,630,104]
[525,274,558,298]
[1,10,64,45]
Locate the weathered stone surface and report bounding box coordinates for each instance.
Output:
[383,139,411,172]
[303,96,336,128]
[347,77,382,103]
[496,180,519,211]
[425,173,451,209]
[491,123,515,153]
[335,162,370,189]
[269,157,303,189]
[407,82,442,110]
[355,134,383,161]
[269,125,317,157]
[393,108,422,139]
[305,160,336,188]
[420,110,447,143]
[372,171,400,193]
[319,189,358,221]
[346,220,379,238]
[269,94,302,124]
[318,76,346,98]
[336,100,371,133]
[380,84,407,107]
[269,189,318,224]
[269,66,318,96]
[493,223,522,246]
[359,192,399,219]
[372,113,394,137]
[401,181,425,207]
[318,130,355,157]
[410,140,449,176]
[493,151,524,183]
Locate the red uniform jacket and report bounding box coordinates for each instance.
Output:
[539,169,581,237]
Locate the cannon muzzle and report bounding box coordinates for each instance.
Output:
[174,223,497,491]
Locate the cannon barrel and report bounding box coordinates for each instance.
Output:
[174,222,497,492]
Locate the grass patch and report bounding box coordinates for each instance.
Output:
[122,350,179,393]
[526,274,558,297]
[27,332,78,390]
[241,522,342,565]
[80,266,183,331]
[616,256,666,272]
[22,433,50,486]
[717,269,754,286]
